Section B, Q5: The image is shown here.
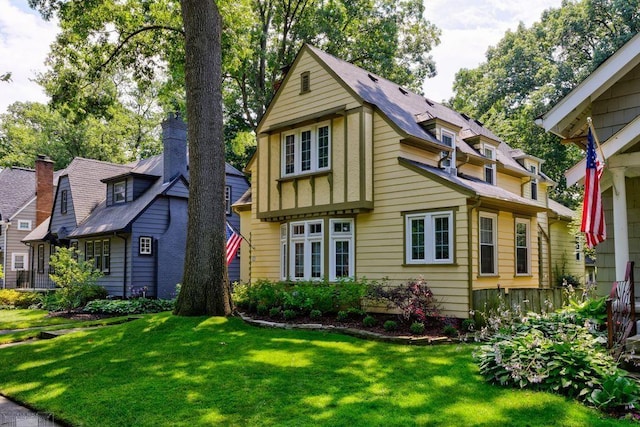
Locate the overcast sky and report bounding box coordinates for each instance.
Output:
[0,0,563,114]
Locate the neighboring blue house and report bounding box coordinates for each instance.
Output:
[24,114,248,299]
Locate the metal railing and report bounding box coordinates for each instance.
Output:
[15,270,57,290]
[606,261,635,358]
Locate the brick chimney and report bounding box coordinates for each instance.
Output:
[35,155,54,226]
[161,112,188,183]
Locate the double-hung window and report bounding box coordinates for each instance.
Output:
[330,219,354,280]
[406,211,453,264]
[483,146,496,185]
[529,165,538,200]
[282,123,331,177]
[289,220,323,280]
[440,129,456,171]
[479,213,497,275]
[11,253,27,271]
[113,181,126,204]
[515,219,529,275]
[85,239,110,273]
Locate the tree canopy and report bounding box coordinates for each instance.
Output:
[450,0,639,207]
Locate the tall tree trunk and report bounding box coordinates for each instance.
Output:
[175,0,231,316]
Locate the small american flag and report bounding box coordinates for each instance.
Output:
[226,221,242,265]
[580,127,606,248]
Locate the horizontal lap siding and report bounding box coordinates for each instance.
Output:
[51,177,77,233]
[592,63,640,141]
[4,201,35,288]
[550,221,584,285]
[83,236,126,297]
[226,174,249,283]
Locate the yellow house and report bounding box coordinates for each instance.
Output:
[236,45,580,318]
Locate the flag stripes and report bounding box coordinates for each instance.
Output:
[580,127,606,248]
[226,222,242,265]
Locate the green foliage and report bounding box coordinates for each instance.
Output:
[0,290,40,309]
[268,307,281,318]
[410,322,425,335]
[232,279,372,316]
[443,325,458,338]
[0,264,3,280]
[588,374,640,410]
[336,311,348,322]
[84,298,175,315]
[256,304,268,316]
[282,309,297,320]
[309,309,322,320]
[48,247,105,311]
[367,277,440,322]
[383,320,398,331]
[462,319,476,332]
[362,315,377,328]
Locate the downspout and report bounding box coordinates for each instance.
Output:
[467,198,482,317]
[116,234,128,298]
[2,221,9,289]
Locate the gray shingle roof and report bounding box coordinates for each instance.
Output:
[548,199,576,219]
[0,167,35,220]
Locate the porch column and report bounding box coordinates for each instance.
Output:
[610,167,629,281]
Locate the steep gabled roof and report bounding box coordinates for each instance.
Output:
[0,167,34,220]
[60,158,133,225]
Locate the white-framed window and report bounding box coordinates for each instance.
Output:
[515,218,530,275]
[329,219,354,280]
[483,145,496,185]
[113,181,126,203]
[289,220,323,280]
[281,123,331,177]
[225,186,231,215]
[529,165,538,200]
[17,220,32,231]
[406,211,454,264]
[139,236,153,255]
[280,224,288,280]
[11,253,28,271]
[440,129,456,172]
[85,239,110,273]
[479,213,497,275]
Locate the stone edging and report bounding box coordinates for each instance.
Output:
[238,312,458,345]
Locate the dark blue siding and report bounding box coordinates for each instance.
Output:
[50,177,77,234]
[226,174,249,283]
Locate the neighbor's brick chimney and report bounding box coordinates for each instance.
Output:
[35,155,54,226]
[161,112,188,183]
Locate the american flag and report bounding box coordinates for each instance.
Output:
[226,221,243,265]
[580,127,606,248]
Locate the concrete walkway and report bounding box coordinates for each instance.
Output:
[0,395,63,426]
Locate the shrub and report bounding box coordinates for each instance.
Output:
[269,307,281,318]
[0,289,40,308]
[336,311,348,322]
[256,304,268,316]
[461,319,476,332]
[309,309,322,320]
[368,277,440,322]
[410,322,425,335]
[443,325,458,337]
[362,315,377,328]
[383,320,398,331]
[49,247,104,311]
[84,298,175,315]
[283,309,297,320]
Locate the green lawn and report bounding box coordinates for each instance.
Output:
[0,312,631,426]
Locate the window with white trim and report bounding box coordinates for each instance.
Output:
[406,211,453,264]
[483,146,496,185]
[440,129,456,172]
[289,220,323,280]
[11,253,28,271]
[529,165,538,200]
[280,224,288,280]
[86,239,110,273]
[330,219,354,280]
[515,218,530,275]
[281,123,331,177]
[479,213,497,275]
[17,220,32,231]
[113,181,126,204]
[139,236,153,255]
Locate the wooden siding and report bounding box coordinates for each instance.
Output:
[592,62,640,141]
[226,174,249,282]
[164,179,189,198]
[549,220,585,286]
[2,200,35,288]
[133,178,154,199]
[78,236,127,296]
[51,176,77,233]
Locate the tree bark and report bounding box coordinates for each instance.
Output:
[175,0,231,316]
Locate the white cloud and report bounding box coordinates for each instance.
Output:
[0,0,59,113]
[422,0,563,102]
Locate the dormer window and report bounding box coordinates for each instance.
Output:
[113,181,126,204]
[61,190,68,214]
[483,146,496,185]
[440,129,456,173]
[300,71,310,93]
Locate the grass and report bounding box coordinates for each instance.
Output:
[0,312,632,426]
[0,310,135,344]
